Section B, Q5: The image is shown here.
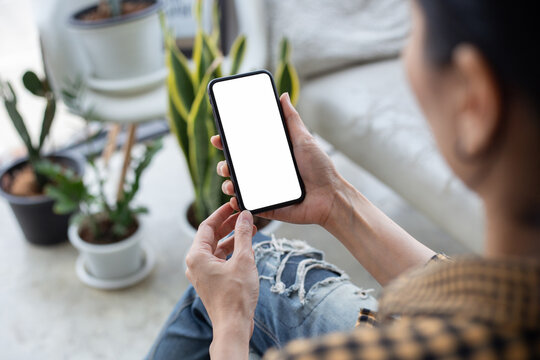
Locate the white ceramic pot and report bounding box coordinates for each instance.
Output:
[69,1,164,81]
[179,201,282,240]
[68,216,144,279]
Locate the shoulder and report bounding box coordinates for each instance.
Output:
[263,317,539,360]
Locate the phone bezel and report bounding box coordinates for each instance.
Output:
[207,69,306,214]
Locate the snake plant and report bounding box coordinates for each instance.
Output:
[165,0,300,225]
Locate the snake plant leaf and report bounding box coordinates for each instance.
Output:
[275,38,300,106]
[203,33,223,78]
[193,19,223,86]
[275,62,300,106]
[22,71,46,97]
[195,33,224,88]
[279,38,291,64]
[193,30,210,88]
[38,98,56,152]
[203,106,228,215]
[210,0,220,48]
[194,0,203,28]
[165,43,195,186]
[187,57,222,220]
[2,82,37,158]
[202,147,225,215]
[168,95,196,186]
[167,72,188,122]
[191,0,217,87]
[204,110,215,142]
[190,102,210,223]
[192,0,203,79]
[229,35,246,75]
[168,39,195,114]
[168,94,189,158]
[188,74,211,192]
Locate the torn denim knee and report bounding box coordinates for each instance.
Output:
[253,235,364,305]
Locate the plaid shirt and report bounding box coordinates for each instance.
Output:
[264,254,540,360]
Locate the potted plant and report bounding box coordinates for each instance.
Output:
[165,0,300,235]
[0,71,86,245]
[69,0,164,81]
[38,139,162,283]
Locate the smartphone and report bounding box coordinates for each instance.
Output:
[207,70,305,214]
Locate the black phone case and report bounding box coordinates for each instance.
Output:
[207,69,306,214]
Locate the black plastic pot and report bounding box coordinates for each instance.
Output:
[0,153,86,245]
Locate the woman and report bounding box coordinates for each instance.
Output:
[148,0,540,359]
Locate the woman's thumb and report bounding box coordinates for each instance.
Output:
[232,210,254,259]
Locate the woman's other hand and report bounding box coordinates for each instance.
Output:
[185,204,259,359]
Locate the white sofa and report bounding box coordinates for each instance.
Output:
[298,60,483,251]
[236,0,484,251]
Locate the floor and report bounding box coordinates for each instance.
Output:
[0,1,470,358]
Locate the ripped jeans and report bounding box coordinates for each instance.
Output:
[147,232,378,359]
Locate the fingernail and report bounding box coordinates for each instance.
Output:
[284,92,291,105]
[238,210,252,225]
[218,162,223,174]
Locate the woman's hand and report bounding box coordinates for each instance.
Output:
[211,93,343,227]
[185,203,259,360]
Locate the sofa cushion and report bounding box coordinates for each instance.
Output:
[264,0,410,78]
[298,59,484,250]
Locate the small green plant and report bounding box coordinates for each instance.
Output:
[36,139,163,243]
[165,0,300,225]
[0,71,57,189]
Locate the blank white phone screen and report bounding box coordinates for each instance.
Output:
[212,72,302,211]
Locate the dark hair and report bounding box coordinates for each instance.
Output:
[417,0,540,117]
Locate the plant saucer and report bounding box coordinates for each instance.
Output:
[86,68,168,96]
[75,244,155,290]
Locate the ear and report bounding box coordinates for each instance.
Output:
[452,45,502,158]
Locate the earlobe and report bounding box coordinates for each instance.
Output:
[454,113,485,162]
[452,45,502,160]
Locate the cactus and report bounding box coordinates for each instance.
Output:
[165,0,300,225]
[0,71,57,189]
